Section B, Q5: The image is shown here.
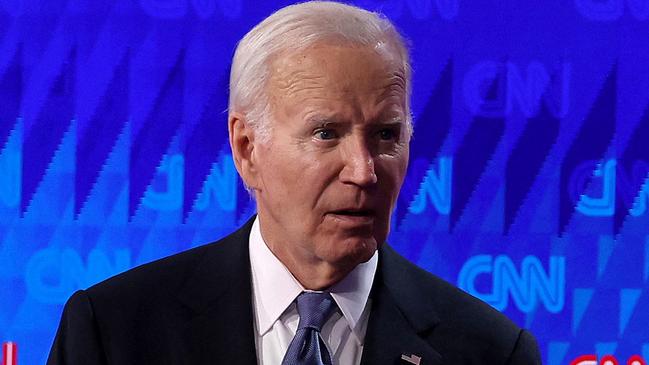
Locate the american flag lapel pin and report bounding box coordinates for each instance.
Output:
[401,353,422,365]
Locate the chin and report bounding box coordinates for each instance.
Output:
[330,236,378,267]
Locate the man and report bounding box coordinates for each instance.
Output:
[48,2,541,364]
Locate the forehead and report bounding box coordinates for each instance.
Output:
[267,43,406,105]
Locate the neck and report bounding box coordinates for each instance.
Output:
[272,248,354,290]
[256,217,356,290]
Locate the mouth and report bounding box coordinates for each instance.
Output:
[327,209,376,224]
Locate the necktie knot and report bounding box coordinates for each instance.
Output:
[282,291,337,365]
[296,292,336,332]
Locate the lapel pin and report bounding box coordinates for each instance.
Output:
[401,353,422,365]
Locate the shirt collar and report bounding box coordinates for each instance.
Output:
[249,216,378,341]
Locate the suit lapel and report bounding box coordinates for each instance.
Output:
[166,219,443,365]
[361,245,444,365]
[176,218,258,365]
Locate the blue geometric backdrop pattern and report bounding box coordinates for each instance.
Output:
[0,0,648,364]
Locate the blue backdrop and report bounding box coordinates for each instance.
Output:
[0,0,648,364]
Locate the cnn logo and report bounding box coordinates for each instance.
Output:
[2,342,17,365]
[571,355,647,365]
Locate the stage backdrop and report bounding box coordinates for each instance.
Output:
[0,0,648,364]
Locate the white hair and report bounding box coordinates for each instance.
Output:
[228,1,412,141]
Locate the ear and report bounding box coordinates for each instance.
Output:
[228,112,261,191]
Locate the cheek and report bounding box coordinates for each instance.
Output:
[394,150,410,187]
[258,148,296,196]
[379,155,408,190]
[259,147,324,201]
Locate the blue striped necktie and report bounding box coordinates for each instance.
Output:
[281,292,337,365]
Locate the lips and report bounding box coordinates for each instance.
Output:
[326,208,376,226]
[330,209,374,216]
[329,208,375,217]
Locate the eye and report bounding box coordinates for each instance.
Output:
[315,129,338,140]
[378,128,398,141]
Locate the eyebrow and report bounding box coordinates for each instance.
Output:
[375,116,405,125]
[304,115,343,128]
[304,115,406,129]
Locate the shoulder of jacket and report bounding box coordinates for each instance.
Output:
[84,217,253,305]
[380,245,522,346]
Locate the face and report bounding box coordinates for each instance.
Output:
[250,43,410,272]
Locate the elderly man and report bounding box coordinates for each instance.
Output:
[48,2,541,364]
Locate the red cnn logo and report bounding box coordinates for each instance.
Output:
[570,355,647,365]
[2,342,17,365]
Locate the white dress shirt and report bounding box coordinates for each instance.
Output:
[249,217,378,365]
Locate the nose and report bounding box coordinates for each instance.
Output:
[339,137,378,187]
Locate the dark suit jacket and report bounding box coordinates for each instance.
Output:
[48,217,541,365]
